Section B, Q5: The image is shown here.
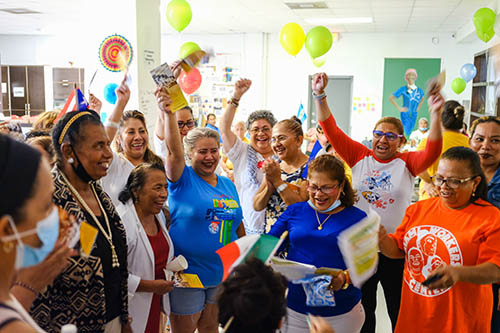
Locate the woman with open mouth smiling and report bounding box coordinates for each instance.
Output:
[379,146,500,333]
[312,72,443,332]
[100,78,163,207]
[253,117,309,232]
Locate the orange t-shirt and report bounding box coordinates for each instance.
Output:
[390,197,500,333]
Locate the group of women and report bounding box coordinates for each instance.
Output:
[1,69,500,333]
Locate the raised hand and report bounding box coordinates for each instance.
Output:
[89,94,102,113]
[233,78,252,100]
[312,73,328,95]
[115,76,131,106]
[155,87,173,114]
[428,92,444,113]
[170,60,182,79]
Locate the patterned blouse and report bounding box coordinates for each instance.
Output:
[264,163,307,233]
[30,168,128,333]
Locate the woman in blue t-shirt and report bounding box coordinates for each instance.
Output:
[268,154,366,333]
[155,88,245,333]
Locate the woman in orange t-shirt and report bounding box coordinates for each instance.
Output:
[379,146,500,332]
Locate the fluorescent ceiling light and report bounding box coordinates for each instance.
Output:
[305,17,373,25]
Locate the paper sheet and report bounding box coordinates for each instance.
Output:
[338,210,380,287]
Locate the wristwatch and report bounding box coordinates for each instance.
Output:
[276,183,288,194]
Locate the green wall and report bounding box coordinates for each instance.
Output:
[382,58,441,133]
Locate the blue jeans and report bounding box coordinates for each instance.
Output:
[493,284,500,333]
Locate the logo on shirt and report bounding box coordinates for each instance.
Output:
[361,170,395,209]
[205,198,240,245]
[403,225,463,297]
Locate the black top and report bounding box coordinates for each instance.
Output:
[92,214,127,322]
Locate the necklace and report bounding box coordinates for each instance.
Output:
[59,170,120,268]
[315,210,333,230]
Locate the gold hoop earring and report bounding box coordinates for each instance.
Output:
[2,241,14,253]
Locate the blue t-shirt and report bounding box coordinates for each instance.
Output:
[168,166,242,287]
[205,123,222,143]
[393,86,424,115]
[268,201,366,316]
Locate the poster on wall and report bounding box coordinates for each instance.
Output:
[13,87,24,97]
[382,58,441,136]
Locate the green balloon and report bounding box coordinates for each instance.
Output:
[476,27,495,43]
[166,0,192,32]
[473,8,496,42]
[179,42,201,59]
[305,26,333,59]
[451,78,467,94]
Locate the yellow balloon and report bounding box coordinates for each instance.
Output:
[280,23,305,56]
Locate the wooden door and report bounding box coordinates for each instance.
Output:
[9,66,28,116]
[27,66,45,115]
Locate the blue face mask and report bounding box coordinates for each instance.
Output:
[3,206,59,269]
[419,127,428,131]
[307,199,341,213]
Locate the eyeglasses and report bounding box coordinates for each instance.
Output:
[250,127,271,134]
[270,135,289,144]
[373,130,403,141]
[178,120,195,129]
[307,184,340,195]
[430,176,476,189]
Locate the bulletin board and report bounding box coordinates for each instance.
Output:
[382,58,441,132]
[188,53,240,124]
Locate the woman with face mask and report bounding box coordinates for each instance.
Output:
[220,79,278,235]
[100,78,163,207]
[313,72,443,332]
[268,154,366,333]
[116,162,175,333]
[155,87,245,333]
[0,135,58,332]
[27,110,130,333]
[253,118,310,233]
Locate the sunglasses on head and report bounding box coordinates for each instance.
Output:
[372,130,403,141]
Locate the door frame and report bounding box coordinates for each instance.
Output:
[307,75,353,135]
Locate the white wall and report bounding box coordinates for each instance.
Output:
[1,29,492,141]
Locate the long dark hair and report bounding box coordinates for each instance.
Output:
[118,162,165,204]
[217,258,287,333]
[440,146,488,205]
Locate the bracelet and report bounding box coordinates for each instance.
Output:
[230,99,239,108]
[12,281,38,295]
[104,120,120,129]
[341,270,350,290]
[276,183,288,194]
[231,96,240,102]
[312,91,326,100]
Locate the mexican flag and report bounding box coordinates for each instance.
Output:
[216,231,288,281]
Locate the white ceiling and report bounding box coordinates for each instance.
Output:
[0,0,494,35]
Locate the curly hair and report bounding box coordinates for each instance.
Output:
[246,110,277,130]
[118,162,165,204]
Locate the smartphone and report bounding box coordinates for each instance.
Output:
[422,273,443,287]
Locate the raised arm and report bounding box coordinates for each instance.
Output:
[312,73,369,167]
[220,78,251,153]
[155,87,185,182]
[104,76,130,141]
[406,94,443,175]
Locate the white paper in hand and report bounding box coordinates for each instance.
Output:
[338,209,380,287]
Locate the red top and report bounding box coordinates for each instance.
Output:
[145,221,170,333]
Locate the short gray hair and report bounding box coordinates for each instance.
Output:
[183,127,220,156]
[246,110,277,130]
